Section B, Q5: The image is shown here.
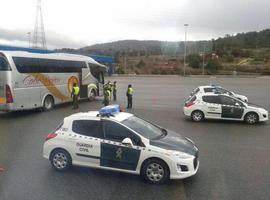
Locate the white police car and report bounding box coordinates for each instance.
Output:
[184,93,268,124]
[43,105,199,184]
[190,85,248,102]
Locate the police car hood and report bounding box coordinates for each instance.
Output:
[150,130,198,156]
[234,93,248,101]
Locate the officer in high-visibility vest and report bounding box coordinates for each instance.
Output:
[103,85,110,106]
[126,84,133,109]
[71,83,80,109]
[113,81,117,101]
[109,81,113,101]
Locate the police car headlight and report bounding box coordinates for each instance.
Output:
[177,152,193,159]
[166,150,193,159]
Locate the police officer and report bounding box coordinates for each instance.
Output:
[126,84,133,109]
[105,81,113,101]
[109,81,113,101]
[103,85,110,106]
[71,83,80,109]
[113,81,117,101]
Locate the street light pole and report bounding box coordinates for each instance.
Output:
[183,24,188,76]
[202,41,206,75]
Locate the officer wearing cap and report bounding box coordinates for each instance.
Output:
[103,85,110,106]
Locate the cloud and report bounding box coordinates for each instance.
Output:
[0,28,87,49]
[0,0,269,48]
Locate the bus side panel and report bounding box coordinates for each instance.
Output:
[40,73,78,105]
[9,58,41,110]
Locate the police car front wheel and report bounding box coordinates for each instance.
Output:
[244,112,259,124]
[141,159,170,184]
[50,149,72,171]
[191,110,204,122]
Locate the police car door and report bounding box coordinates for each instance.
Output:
[71,119,103,167]
[100,120,142,171]
[201,95,222,119]
[220,95,244,119]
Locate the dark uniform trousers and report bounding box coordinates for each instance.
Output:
[127,95,132,108]
[73,95,79,109]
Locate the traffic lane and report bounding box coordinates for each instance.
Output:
[1,76,270,200]
[2,107,268,200]
[110,76,270,109]
[0,101,190,200]
[131,108,270,200]
[0,108,188,200]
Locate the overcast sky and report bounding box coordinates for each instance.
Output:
[0,0,269,49]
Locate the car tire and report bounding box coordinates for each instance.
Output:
[244,112,259,125]
[50,149,72,171]
[191,110,204,122]
[141,158,170,184]
[43,95,54,111]
[89,89,96,101]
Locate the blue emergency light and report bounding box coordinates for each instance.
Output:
[99,104,120,115]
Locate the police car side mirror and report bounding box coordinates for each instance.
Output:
[235,102,240,107]
[122,138,133,147]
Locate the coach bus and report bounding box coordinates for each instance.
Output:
[0,51,107,111]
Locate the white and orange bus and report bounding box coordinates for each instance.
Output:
[0,51,107,111]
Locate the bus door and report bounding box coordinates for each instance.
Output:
[97,71,104,96]
[89,64,105,96]
[79,68,88,99]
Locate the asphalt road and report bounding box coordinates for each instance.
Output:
[1,76,270,200]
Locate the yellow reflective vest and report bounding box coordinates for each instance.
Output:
[73,86,80,96]
[127,88,133,95]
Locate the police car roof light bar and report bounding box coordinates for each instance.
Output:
[99,105,120,116]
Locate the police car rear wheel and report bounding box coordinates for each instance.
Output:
[191,110,204,122]
[244,112,258,124]
[50,149,72,171]
[142,159,169,184]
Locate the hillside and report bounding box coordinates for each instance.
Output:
[58,29,270,75]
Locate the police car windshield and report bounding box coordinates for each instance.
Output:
[122,116,163,140]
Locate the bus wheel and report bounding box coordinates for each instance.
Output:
[43,95,54,111]
[89,90,96,101]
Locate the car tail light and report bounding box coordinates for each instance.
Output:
[46,133,57,141]
[5,85,13,103]
[185,102,194,108]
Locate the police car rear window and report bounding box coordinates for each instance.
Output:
[53,122,63,132]
[204,88,214,93]
[191,87,200,96]
[72,120,103,138]
[189,95,196,102]
[202,96,221,104]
